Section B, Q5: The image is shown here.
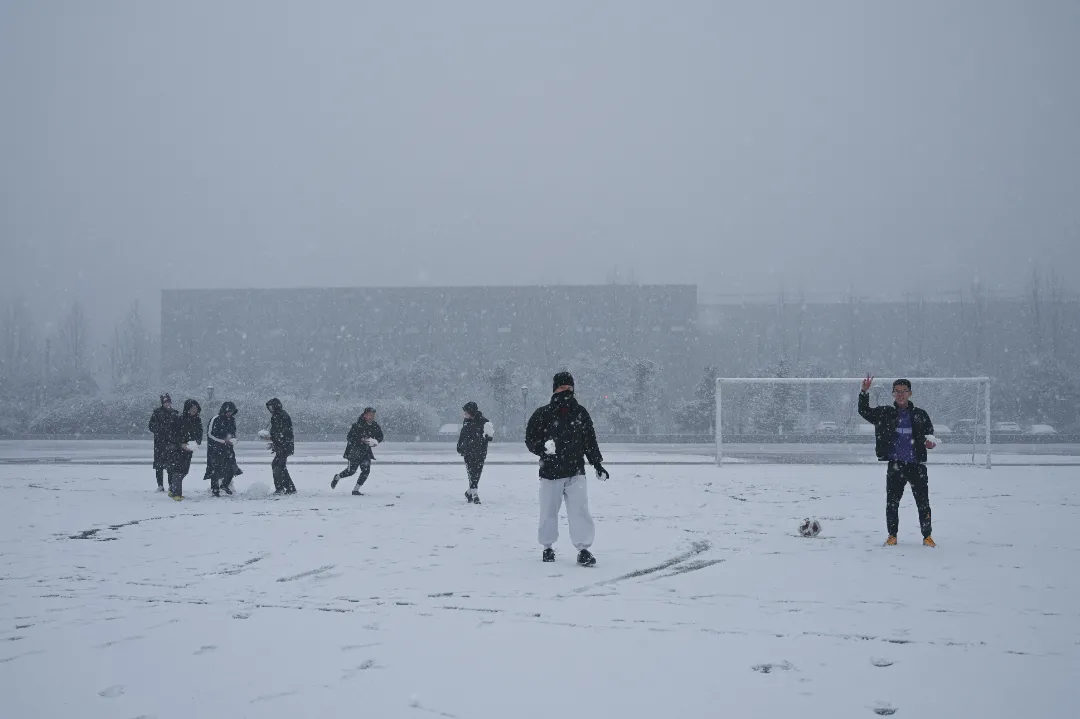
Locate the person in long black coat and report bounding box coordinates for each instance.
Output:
[205,401,239,497]
[456,401,493,504]
[331,407,384,495]
[148,393,177,491]
[170,397,203,487]
[265,397,296,495]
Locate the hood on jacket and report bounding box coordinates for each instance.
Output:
[218,401,238,416]
[266,397,283,413]
[183,399,201,415]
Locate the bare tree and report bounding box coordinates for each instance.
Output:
[631,359,658,434]
[1027,266,1043,353]
[970,276,988,371]
[110,301,150,388]
[0,297,39,402]
[57,300,90,378]
[846,290,859,374]
[795,291,805,364]
[488,360,514,431]
[1046,270,1064,359]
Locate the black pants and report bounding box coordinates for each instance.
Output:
[339,458,371,487]
[167,468,184,496]
[156,468,165,487]
[272,453,296,493]
[209,467,235,494]
[465,456,485,490]
[886,461,932,538]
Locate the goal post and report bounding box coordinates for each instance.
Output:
[715,377,992,468]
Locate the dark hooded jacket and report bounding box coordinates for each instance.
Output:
[170,399,203,475]
[206,401,239,478]
[525,390,604,480]
[266,398,294,456]
[858,392,935,463]
[344,416,384,462]
[148,401,178,470]
[457,406,493,463]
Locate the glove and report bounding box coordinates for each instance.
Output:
[266,442,274,451]
[594,463,609,480]
[544,439,556,455]
[366,438,379,447]
[227,437,238,446]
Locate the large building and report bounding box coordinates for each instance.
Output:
[161,284,700,395]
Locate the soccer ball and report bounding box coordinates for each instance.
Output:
[798,518,822,537]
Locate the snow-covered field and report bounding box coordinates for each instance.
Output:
[2,457,1078,718]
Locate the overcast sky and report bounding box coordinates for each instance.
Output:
[2,0,1078,333]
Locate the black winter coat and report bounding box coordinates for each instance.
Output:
[149,406,179,469]
[206,402,239,479]
[457,413,492,463]
[858,392,935,463]
[171,399,203,475]
[266,399,294,456]
[344,419,384,462]
[525,391,604,480]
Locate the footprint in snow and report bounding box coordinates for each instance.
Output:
[872,703,898,715]
[871,657,894,668]
[98,685,125,698]
[194,645,217,655]
[752,661,795,674]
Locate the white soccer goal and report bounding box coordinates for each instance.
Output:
[714,377,992,468]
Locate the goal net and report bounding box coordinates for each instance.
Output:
[714,377,991,467]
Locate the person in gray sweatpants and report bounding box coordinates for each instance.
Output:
[525,372,609,566]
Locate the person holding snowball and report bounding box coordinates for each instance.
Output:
[206,401,240,497]
[331,407,384,495]
[525,372,609,566]
[858,377,939,547]
[172,399,203,483]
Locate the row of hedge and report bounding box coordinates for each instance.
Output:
[23,393,441,437]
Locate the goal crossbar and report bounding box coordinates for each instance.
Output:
[715,376,992,468]
[716,377,990,384]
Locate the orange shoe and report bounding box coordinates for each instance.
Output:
[885,535,897,546]
[923,536,936,548]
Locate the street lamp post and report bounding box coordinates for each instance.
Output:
[207,385,214,405]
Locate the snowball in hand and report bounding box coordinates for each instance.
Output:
[925,434,940,446]
[483,422,494,439]
[257,429,271,440]
[366,438,379,447]
[544,439,556,455]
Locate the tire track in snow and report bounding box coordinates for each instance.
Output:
[275,564,335,582]
[570,540,711,593]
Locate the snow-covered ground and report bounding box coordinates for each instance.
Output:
[2,459,1078,718]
